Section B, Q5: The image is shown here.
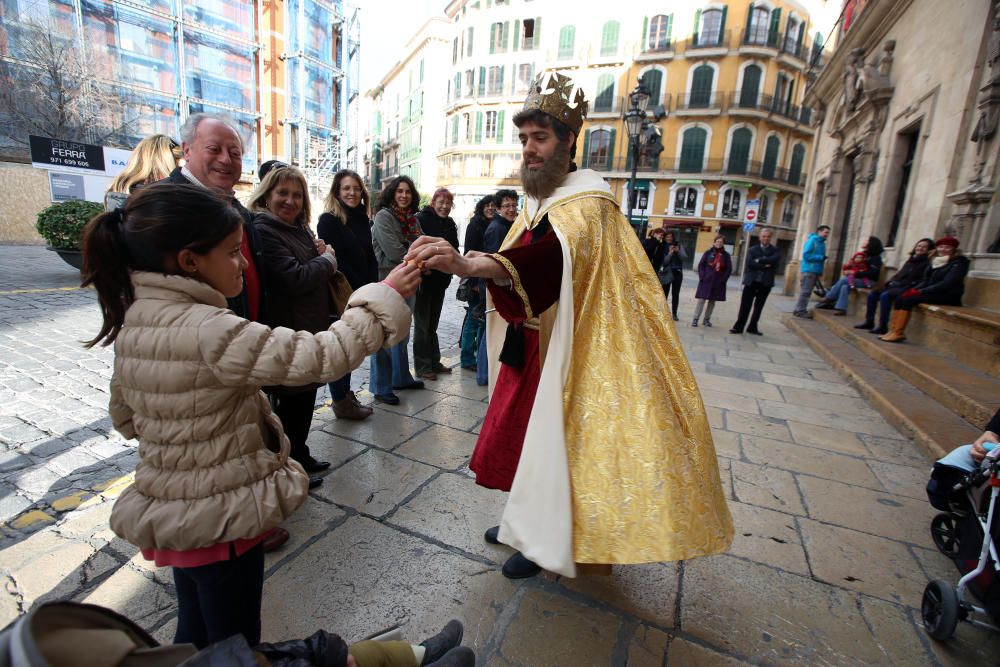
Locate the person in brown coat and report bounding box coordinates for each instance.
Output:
[80,183,419,650]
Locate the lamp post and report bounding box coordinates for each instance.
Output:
[624,81,651,238]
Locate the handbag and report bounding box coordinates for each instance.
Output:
[456,277,475,302]
[656,260,674,286]
[329,271,353,316]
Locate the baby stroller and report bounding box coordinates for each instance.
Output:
[921,445,1000,640]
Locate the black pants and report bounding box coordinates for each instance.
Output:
[733,282,772,332]
[413,286,446,375]
[173,542,265,648]
[894,292,958,311]
[667,270,683,316]
[269,388,317,465]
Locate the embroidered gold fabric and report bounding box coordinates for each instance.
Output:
[506,193,734,564]
[490,253,533,319]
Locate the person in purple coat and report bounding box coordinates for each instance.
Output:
[692,234,733,327]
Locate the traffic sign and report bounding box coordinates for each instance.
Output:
[743,198,760,233]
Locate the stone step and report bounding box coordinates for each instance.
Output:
[810,308,1000,428]
[784,312,984,460]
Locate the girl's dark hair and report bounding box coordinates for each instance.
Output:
[377,175,419,214]
[81,183,243,348]
[474,194,495,219]
[911,237,935,258]
[865,235,884,257]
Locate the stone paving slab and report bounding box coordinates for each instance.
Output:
[0,247,993,664]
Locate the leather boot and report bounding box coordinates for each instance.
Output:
[333,397,373,420]
[879,310,911,343]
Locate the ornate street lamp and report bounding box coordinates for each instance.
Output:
[624,81,651,237]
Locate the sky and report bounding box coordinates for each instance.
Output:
[357,0,448,91]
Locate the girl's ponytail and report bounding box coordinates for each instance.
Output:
[81,209,134,348]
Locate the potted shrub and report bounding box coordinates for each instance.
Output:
[35,200,104,270]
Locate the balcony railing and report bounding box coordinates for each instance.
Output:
[686,29,730,51]
[742,30,779,49]
[675,91,722,111]
[727,91,813,124]
[779,32,806,60]
[584,155,804,186]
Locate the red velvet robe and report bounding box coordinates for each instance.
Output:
[469,224,562,491]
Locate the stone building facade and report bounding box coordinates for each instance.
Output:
[791,0,1000,308]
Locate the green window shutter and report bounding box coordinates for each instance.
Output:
[468,27,474,56]
[691,65,714,106]
[607,128,616,167]
[739,64,761,106]
[720,6,728,36]
[729,128,751,174]
[559,26,575,59]
[796,23,805,52]
[601,21,619,56]
[643,69,662,103]
[641,16,648,47]
[534,17,542,49]
[502,21,510,50]
[594,73,614,111]
[475,112,483,143]
[744,2,754,42]
[762,136,780,178]
[768,8,781,46]
[692,9,701,46]
[680,128,707,172]
[478,66,486,96]
[513,19,520,50]
[582,130,591,168]
[499,65,505,94]
[666,14,673,44]
[489,24,496,54]
[496,110,505,143]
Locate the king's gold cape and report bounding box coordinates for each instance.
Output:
[490,169,733,576]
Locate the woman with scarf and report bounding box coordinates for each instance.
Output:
[879,236,970,343]
[370,176,425,405]
[317,170,380,420]
[854,237,934,334]
[691,234,732,327]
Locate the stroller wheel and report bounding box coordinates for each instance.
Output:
[922,579,960,641]
[931,513,961,557]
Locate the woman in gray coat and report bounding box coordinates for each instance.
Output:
[370,176,424,404]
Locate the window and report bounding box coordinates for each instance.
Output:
[516,63,534,92]
[738,64,761,107]
[558,25,575,59]
[674,187,698,216]
[698,8,724,46]
[888,129,919,247]
[487,66,504,95]
[450,115,459,144]
[784,17,801,55]
[600,20,619,56]
[453,37,458,64]
[647,14,672,51]
[485,110,498,140]
[773,74,793,115]
[759,193,770,221]
[728,127,752,174]
[679,127,707,172]
[594,73,615,112]
[721,189,742,218]
[462,113,472,142]
[490,22,508,53]
[689,64,714,107]
[781,198,797,226]
[453,72,461,100]
[788,143,805,185]
[466,27,474,56]
[464,70,474,97]
[587,128,612,170]
[641,69,663,106]
[746,6,770,44]
[762,135,781,179]
[521,18,538,50]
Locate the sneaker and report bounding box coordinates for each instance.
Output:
[419,620,463,666]
[691,319,698,327]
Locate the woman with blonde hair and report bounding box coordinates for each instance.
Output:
[249,165,337,483]
[104,134,182,210]
[317,169,379,420]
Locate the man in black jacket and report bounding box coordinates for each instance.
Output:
[731,227,780,336]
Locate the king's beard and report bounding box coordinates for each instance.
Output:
[520,141,571,200]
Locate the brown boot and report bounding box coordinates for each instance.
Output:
[878,309,911,343]
[333,397,373,420]
[346,390,365,407]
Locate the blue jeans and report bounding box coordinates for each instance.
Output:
[460,291,485,368]
[476,328,488,386]
[825,277,852,311]
[369,294,416,395]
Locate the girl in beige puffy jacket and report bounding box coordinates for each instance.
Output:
[81,183,420,649]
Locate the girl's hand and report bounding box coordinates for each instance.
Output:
[405,236,465,275]
[384,261,421,298]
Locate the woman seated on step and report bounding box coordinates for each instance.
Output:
[853,238,935,335]
[879,236,970,343]
[815,236,884,315]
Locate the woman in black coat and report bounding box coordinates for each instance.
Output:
[459,194,496,370]
[413,188,460,380]
[855,237,934,334]
[692,234,732,327]
[317,169,379,421]
[662,230,687,321]
[880,236,970,343]
[250,166,335,477]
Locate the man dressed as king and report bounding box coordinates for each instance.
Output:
[406,72,733,579]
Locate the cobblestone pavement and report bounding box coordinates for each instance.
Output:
[0,245,997,664]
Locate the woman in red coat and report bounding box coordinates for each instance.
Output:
[692,234,732,327]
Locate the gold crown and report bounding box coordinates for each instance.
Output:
[521,72,588,135]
